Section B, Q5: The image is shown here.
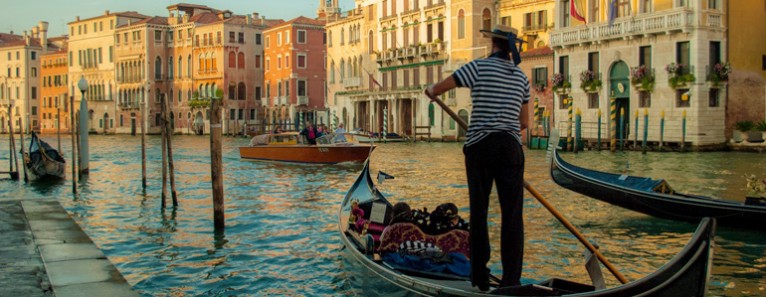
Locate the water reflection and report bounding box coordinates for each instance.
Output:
[0,134,763,296]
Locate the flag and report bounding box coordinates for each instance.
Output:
[366,69,383,89]
[608,0,618,26]
[377,171,395,185]
[571,0,586,24]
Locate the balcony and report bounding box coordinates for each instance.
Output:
[343,77,361,88]
[118,100,141,110]
[550,8,698,48]
[297,95,308,105]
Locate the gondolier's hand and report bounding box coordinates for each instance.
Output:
[424,86,436,101]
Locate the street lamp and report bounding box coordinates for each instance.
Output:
[77,76,89,175]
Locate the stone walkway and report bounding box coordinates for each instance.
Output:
[0,199,138,297]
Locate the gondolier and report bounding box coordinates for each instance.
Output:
[424,24,530,290]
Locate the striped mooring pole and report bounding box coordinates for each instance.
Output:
[659,110,665,150]
[567,97,573,152]
[634,110,639,150]
[681,110,687,152]
[642,109,649,154]
[610,98,616,152]
[532,97,539,148]
[574,108,582,154]
[597,109,602,151]
[383,106,388,143]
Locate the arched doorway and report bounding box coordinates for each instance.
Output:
[458,109,469,139]
[609,61,631,141]
[194,111,204,135]
[130,112,136,136]
[103,113,110,134]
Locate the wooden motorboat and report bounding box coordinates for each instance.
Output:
[550,147,766,229]
[239,132,373,164]
[339,158,716,296]
[24,132,66,180]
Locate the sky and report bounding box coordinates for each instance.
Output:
[0,0,356,37]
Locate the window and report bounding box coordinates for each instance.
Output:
[277,32,282,46]
[155,57,162,80]
[559,56,569,78]
[277,56,282,69]
[559,95,569,109]
[230,109,236,120]
[31,67,37,77]
[255,55,261,68]
[639,46,652,70]
[238,52,245,69]
[238,82,246,100]
[238,32,244,43]
[109,46,113,62]
[168,57,174,79]
[277,81,282,96]
[285,55,290,68]
[238,109,243,120]
[640,0,652,13]
[709,88,720,107]
[229,32,235,43]
[525,11,547,31]
[31,87,37,99]
[265,36,270,48]
[228,84,236,99]
[297,30,307,43]
[285,80,290,97]
[266,57,270,71]
[533,67,548,87]
[297,54,307,69]
[154,30,162,42]
[709,41,721,67]
[255,33,262,45]
[588,52,599,72]
[229,52,236,68]
[285,31,290,44]
[618,0,631,17]
[482,9,492,31]
[255,87,262,100]
[639,92,651,108]
[708,0,718,9]
[590,0,600,22]
[457,10,465,39]
[676,41,691,74]
[31,51,36,60]
[562,0,570,27]
[676,89,691,107]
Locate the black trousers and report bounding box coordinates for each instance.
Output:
[463,132,525,287]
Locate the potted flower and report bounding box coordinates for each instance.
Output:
[631,65,655,92]
[579,70,602,93]
[551,73,571,95]
[757,120,766,141]
[733,120,754,143]
[707,62,731,88]
[534,83,547,93]
[749,120,766,143]
[666,62,696,89]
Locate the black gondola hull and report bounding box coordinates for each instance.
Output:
[551,148,766,229]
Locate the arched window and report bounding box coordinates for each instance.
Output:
[228,84,236,99]
[155,56,162,80]
[482,9,492,31]
[228,52,236,68]
[237,52,245,69]
[156,88,161,103]
[168,56,174,79]
[211,83,217,97]
[341,28,345,45]
[330,61,335,83]
[178,56,182,78]
[238,82,246,100]
[198,54,204,72]
[187,55,192,77]
[458,10,465,39]
[368,30,374,55]
[340,59,345,79]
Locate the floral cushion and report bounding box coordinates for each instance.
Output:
[379,223,470,258]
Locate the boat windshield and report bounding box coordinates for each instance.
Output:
[317,133,359,145]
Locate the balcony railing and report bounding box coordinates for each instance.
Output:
[343,77,361,88]
[551,8,699,48]
[297,95,308,105]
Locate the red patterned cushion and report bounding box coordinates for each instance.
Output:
[379,223,470,258]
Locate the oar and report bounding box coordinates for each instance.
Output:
[427,94,629,285]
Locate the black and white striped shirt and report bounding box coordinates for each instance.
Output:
[452,57,530,147]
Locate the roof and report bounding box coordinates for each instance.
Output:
[189,11,221,24]
[265,16,325,32]
[68,11,149,24]
[520,46,553,58]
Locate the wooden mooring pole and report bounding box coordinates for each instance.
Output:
[165,95,178,206]
[210,99,225,230]
[160,94,168,208]
[141,95,146,189]
[7,103,19,180]
[20,116,27,182]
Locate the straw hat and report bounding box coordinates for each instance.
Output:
[480,24,519,40]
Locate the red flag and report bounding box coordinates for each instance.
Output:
[571,0,586,23]
[366,70,383,89]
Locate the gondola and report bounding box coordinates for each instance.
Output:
[339,157,716,296]
[24,132,66,180]
[550,146,766,229]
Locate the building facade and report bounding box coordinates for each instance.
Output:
[327,0,496,140]
[40,47,71,134]
[68,11,149,134]
[263,16,327,130]
[0,22,63,134]
[550,0,735,147]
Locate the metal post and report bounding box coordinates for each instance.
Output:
[634,110,639,150]
[681,110,687,152]
[597,109,602,151]
[574,108,581,153]
[78,90,89,175]
[70,96,76,193]
[659,110,665,151]
[642,109,648,154]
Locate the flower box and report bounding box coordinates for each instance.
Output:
[579,70,602,94]
[631,65,655,93]
[666,63,696,89]
[706,62,731,89]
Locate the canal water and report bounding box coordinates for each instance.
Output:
[1,134,764,296]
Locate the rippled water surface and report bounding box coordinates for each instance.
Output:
[1,134,764,296]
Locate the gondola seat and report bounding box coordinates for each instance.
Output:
[379,223,470,258]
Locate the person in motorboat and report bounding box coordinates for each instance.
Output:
[273,126,283,134]
[299,121,318,145]
[424,24,530,291]
[333,123,348,143]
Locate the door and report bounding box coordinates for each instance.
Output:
[609,61,631,141]
[400,99,413,136]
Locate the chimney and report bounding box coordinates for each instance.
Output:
[261,16,266,26]
[32,27,39,39]
[39,21,49,53]
[245,15,251,25]
[182,14,189,23]
[105,10,110,16]
[23,31,29,45]
[76,16,80,21]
